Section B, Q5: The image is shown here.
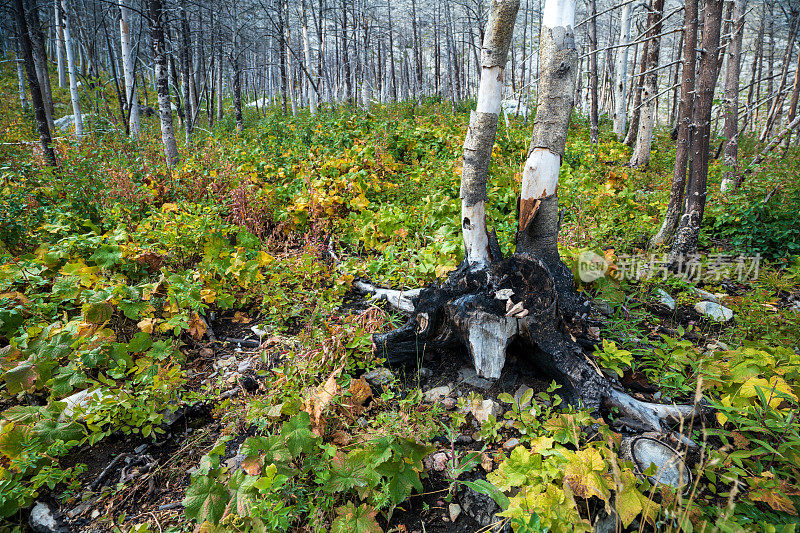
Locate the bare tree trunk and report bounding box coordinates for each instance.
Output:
[62,0,83,136]
[670,0,723,259]
[15,37,29,110]
[216,41,223,121]
[13,0,57,166]
[55,0,66,87]
[461,0,520,267]
[745,11,764,132]
[613,1,632,138]
[179,0,193,143]
[759,14,800,142]
[629,0,664,168]
[148,0,179,166]
[301,0,316,113]
[517,0,578,269]
[25,0,54,132]
[587,0,599,144]
[651,0,698,248]
[623,30,648,147]
[119,0,140,139]
[784,38,800,148]
[720,0,746,193]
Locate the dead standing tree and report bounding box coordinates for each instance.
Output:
[363,0,710,437]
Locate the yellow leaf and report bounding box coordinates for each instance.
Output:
[137,317,157,333]
[200,288,216,303]
[161,203,179,213]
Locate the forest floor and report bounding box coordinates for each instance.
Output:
[2,67,800,532]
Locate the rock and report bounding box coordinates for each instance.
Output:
[481,452,494,472]
[502,438,520,452]
[694,288,723,304]
[224,454,245,470]
[449,503,462,522]
[593,299,614,317]
[423,385,452,402]
[706,340,731,352]
[457,367,494,390]
[621,433,691,490]
[29,502,67,533]
[513,385,533,408]
[418,367,433,379]
[470,399,503,423]
[245,97,269,108]
[694,301,733,322]
[455,434,473,444]
[363,367,394,386]
[58,389,109,422]
[593,508,620,533]
[459,477,500,527]
[424,451,450,472]
[655,288,676,311]
[442,397,457,410]
[237,358,253,373]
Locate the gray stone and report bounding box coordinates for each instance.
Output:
[29,502,67,533]
[694,288,722,304]
[423,385,452,402]
[424,451,450,472]
[363,367,394,386]
[441,397,458,410]
[459,479,500,527]
[593,508,620,533]
[470,399,503,423]
[456,434,473,444]
[224,454,245,470]
[237,358,253,373]
[449,503,462,523]
[502,438,520,452]
[655,288,676,311]
[593,299,614,316]
[457,367,494,390]
[513,385,533,408]
[694,301,733,322]
[58,389,109,422]
[418,367,433,379]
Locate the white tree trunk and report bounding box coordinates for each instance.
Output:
[119,0,140,139]
[15,39,29,109]
[720,0,747,193]
[629,0,664,168]
[62,0,83,136]
[460,0,520,267]
[518,0,576,236]
[55,0,66,87]
[613,2,632,138]
[301,0,316,114]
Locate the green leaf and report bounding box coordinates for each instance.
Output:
[331,502,382,533]
[460,479,510,510]
[90,244,123,268]
[280,412,316,456]
[3,362,39,395]
[182,475,230,525]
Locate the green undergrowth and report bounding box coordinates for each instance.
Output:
[2,61,800,531]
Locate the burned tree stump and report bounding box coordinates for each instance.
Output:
[361,255,713,435]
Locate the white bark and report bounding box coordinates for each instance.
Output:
[613,3,632,138]
[519,0,576,210]
[300,0,316,114]
[521,148,561,200]
[62,0,83,137]
[55,0,66,87]
[119,0,140,139]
